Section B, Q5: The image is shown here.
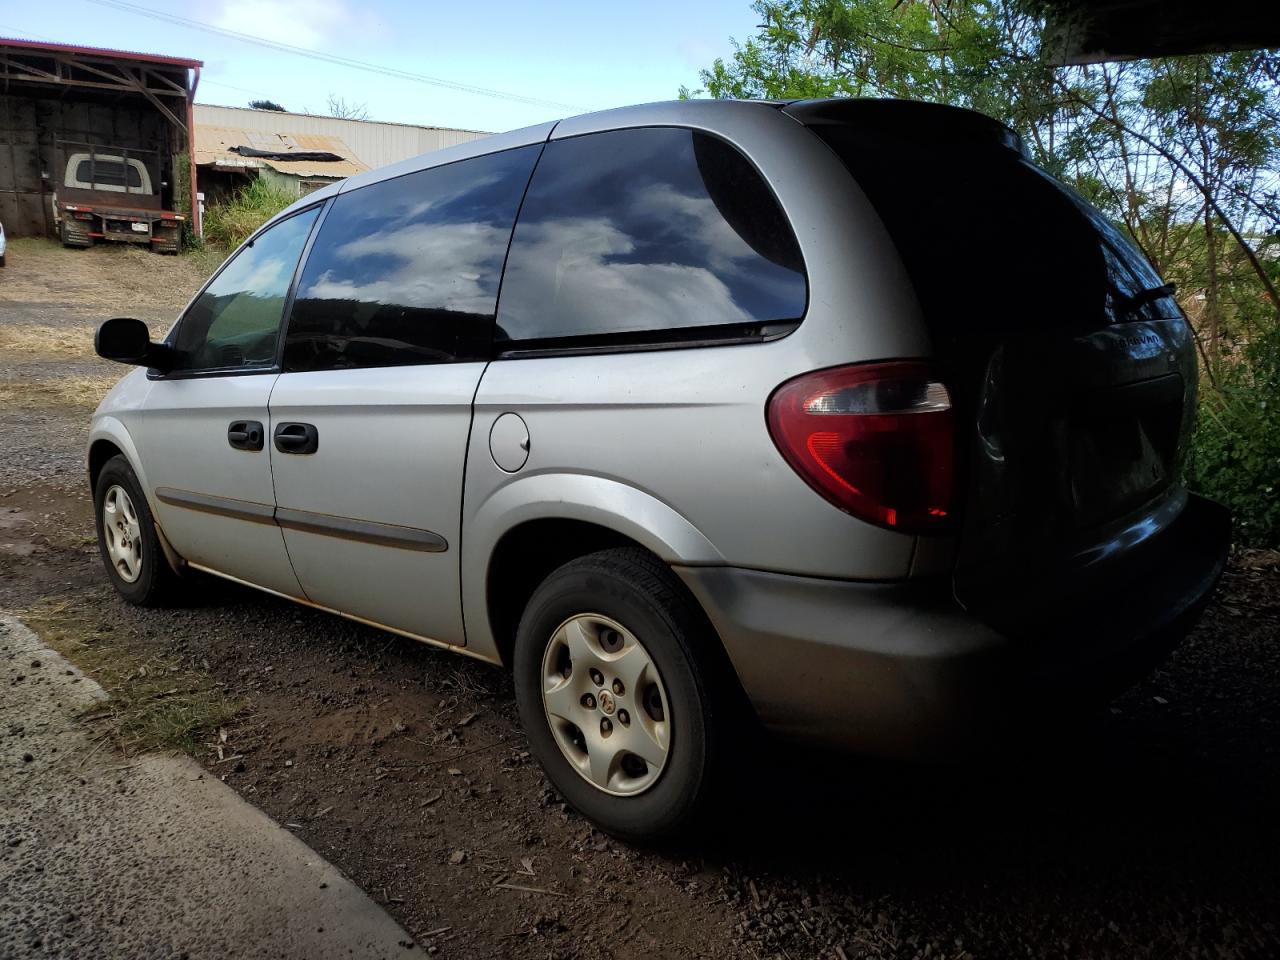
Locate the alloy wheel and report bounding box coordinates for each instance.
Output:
[540,613,671,796]
[102,484,143,584]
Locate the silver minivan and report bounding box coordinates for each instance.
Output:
[90,98,1230,839]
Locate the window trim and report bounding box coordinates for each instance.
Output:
[491,124,810,360]
[495,320,800,360]
[150,200,328,381]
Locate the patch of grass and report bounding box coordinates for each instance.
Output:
[0,323,93,359]
[1188,326,1280,548]
[183,243,230,278]
[0,373,121,409]
[0,322,168,361]
[203,176,297,249]
[4,236,55,254]
[24,595,242,758]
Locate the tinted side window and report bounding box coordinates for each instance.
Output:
[496,127,806,346]
[283,145,541,372]
[172,206,320,372]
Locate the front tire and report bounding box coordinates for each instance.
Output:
[513,548,724,841]
[94,455,182,606]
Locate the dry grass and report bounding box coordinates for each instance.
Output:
[0,373,122,409]
[24,595,242,758]
[0,237,217,314]
[0,323,97,359]
[0,321,168,360]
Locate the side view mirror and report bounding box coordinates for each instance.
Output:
[95,317,176,372]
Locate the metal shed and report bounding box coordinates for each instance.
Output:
[0,38,201,239]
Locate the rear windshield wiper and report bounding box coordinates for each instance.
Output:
[1120,282,1176,312]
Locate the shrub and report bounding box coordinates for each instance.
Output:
[1187,326,1280,547]
[202,175,296,250]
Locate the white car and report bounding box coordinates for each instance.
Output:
[0,219,6,267]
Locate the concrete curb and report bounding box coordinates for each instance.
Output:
[0,613,417,959]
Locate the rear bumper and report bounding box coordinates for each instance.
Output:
[674,493,1230,754]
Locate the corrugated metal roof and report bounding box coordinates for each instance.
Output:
[194,104,488,171]
[0,36,202,69]
[196,102,487,136]
[195,125,368,178]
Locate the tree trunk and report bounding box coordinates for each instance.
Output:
[1203,203,1221,376]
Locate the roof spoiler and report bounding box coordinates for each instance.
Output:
[782,98,1027,158]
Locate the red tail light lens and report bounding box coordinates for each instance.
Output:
[767,362,955,533]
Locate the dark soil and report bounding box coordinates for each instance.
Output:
[3,243,1279,959]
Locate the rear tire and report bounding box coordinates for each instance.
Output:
[513,547,725,841]
[94,455,182,606]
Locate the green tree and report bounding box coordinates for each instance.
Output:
[688,1,1280,542]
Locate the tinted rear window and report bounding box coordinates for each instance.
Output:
[283,145,540,372]
[75,159,142,189]
[496,127,806,347]
[811,124,1172,341]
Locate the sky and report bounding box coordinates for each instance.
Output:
[0,0,761,132]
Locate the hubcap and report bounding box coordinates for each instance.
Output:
[102,484,143,584]
[540,613,670,797]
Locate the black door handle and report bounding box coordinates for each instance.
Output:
[228,420,264,451]
[274,422,319,455]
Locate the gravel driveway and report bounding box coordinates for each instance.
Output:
[2,239,1277,959]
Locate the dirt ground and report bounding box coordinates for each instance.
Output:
[2,238,1279,959]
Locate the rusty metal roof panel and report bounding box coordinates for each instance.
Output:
[193,104,489,170]
[195,125,369,178]
[0,36,202,69]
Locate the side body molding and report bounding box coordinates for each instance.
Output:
[460,472,724,663]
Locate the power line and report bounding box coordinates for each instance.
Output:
[199,77,279,100]
[81,0,588,113]
[0,24,56,42]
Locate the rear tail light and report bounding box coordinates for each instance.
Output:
[766,361,955,533]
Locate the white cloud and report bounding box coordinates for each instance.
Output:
[214,0,361,49]
[501,216,749,336]
[303,220,509,316]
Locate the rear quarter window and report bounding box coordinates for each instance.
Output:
[495,126,806,350]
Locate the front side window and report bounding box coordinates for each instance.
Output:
[282,144,541,372]
[496,127,806,347]
[171,206,320,372]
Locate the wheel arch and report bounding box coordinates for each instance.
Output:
[462,473,726,668]
[88,437,125,493]
[87,420,182,574]
[88,419,150,501]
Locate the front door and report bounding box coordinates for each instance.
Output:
[268,364,485,641]
[129,205,322,597]
[267,143,542,645]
